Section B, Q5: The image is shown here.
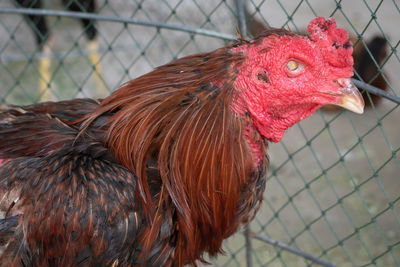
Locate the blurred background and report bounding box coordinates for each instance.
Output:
[0,0,399,266]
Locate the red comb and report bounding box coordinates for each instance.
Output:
[307,17,353,68]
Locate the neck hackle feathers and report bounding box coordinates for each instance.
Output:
[81,49,266,266]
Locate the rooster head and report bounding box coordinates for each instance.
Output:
[231,17,364,142]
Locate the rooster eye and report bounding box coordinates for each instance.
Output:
[285,60,305,76]
[287,60,299,71]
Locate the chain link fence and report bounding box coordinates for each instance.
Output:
[0,0,399,266]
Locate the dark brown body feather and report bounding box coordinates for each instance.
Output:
[0,44,268,266]
[353,36,389,107]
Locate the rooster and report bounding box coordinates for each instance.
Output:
[0,17,364,266]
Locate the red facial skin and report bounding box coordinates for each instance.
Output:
[231,17,354,143]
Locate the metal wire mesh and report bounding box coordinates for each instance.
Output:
[0,0,399,266]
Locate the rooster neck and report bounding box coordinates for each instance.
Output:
[82,47,267,265]
[243,120,268,165]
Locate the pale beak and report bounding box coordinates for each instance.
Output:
[331,78,364,114]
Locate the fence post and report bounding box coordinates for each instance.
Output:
[236,2,252,266]
[244,226,253,267]
[235,0,248,37]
